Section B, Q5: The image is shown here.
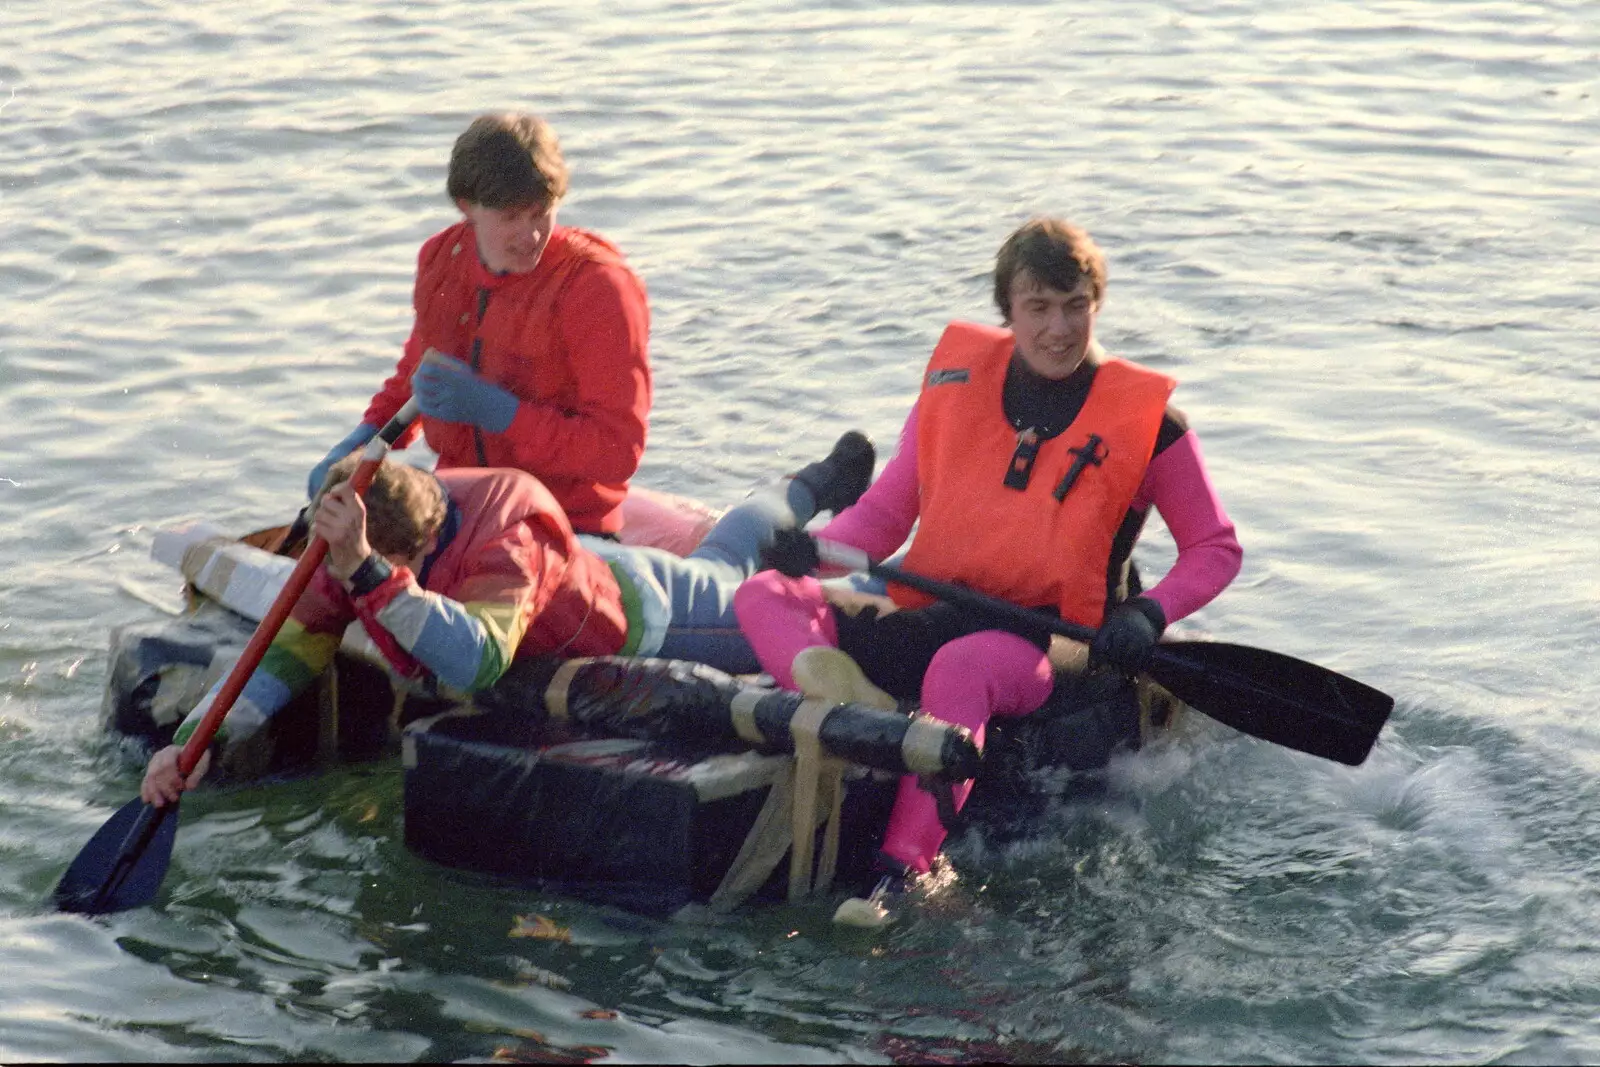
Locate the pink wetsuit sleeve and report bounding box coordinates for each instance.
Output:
[817,400,922,558]
[1133,430,1243,624]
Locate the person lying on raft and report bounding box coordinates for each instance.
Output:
[732,216,1243,923]
[305,111,652,536]
[140,432,875,806]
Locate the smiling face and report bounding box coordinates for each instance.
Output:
[458,198,559,274]
[1007,269,1099,380]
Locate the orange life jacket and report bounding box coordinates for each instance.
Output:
[895,322,1175,627]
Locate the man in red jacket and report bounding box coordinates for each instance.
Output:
[306,112,651,536]
[142,431,874,806]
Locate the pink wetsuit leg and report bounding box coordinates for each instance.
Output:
[731,570,840,690]
[880,630,1055,873]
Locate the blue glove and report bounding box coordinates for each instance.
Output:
[307,423,378,498]
[413,358,519,434]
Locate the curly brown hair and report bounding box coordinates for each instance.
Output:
[993,218,1107,325]
[446,112,569,210]
[314,456,447,559]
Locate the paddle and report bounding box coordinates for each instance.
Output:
[54,399,420,915]
[814,541,1394,767]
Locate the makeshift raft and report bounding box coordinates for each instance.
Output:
[104,497,1187,916]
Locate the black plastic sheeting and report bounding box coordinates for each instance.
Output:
[402,659,1157,914]
[478,656,983,778]
[402,707,898,916]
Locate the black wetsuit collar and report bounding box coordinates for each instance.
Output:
[417,488,461,588]
[1002,350,1099,441]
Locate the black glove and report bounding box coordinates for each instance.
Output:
[1088,596,1167,675]
[760,527,822,578]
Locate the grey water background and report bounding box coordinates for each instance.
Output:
[2,0,1598,1061]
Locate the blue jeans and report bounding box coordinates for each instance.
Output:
[634,480,818,674]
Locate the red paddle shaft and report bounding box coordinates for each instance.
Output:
[175,398,419,776]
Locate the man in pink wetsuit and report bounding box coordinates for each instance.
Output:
[732,217,1243,923]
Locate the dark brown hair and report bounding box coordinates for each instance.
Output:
[446,113,569,210]
[993,217,1107,324]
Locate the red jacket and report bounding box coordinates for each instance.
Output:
[296,468,631,684]
[363,223,651,534]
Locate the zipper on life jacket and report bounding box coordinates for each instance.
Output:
[470,286,490,467]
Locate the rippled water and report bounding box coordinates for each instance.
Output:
[3,0,1599,1061]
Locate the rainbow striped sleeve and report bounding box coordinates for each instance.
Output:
[173,618,341,746]
[367,586,529,693]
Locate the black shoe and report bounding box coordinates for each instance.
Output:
[792,431,876,515]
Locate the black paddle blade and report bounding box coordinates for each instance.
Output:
[53,797,180,915]
[1147,641,1394,767]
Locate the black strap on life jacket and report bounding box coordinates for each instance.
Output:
[1053,433,1109,501]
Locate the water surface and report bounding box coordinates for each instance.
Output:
[3,0,1599,1061]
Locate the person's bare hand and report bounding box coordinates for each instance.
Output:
[140,744,212,807]
[314,482,374,580]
